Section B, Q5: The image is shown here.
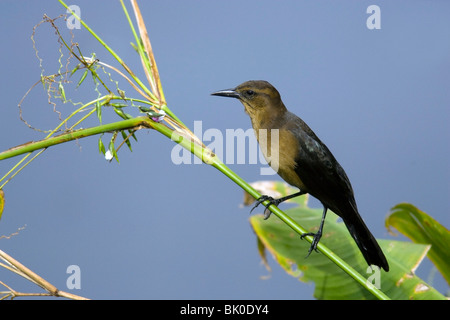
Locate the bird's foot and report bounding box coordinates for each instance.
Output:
[300,231,322,257]
[250,195,280,220]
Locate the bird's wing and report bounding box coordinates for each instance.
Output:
[290,121,356,215]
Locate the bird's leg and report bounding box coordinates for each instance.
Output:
[250,191,306,219]
[301,206,328,257]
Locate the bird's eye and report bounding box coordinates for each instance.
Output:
[246,90,255,96]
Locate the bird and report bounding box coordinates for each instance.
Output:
[211,80,389,271]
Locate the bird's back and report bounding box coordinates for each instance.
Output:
[283,112,389,270]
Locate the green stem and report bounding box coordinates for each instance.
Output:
[120,0,156,90]
[140,123,390,299]
[0,117,152,161]
[211,159,390,300]
[60,0,184,127]
[118,0,182,126]
[59,0,156,103]
[0,150,46,189]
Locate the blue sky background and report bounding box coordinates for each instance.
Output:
[0,1,449,299]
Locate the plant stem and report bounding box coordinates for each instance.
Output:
[0,117,152,161]
[211,158,390,300]
[0,250,89,300]
[142,121,391,299]
[59,0,157,105]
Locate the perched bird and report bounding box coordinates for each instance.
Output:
[211,80,389,271]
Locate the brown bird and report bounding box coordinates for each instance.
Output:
[212,80,389,271]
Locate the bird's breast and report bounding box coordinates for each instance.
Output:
[255,127,306,190]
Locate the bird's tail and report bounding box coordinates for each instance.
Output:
[342,213,389,272]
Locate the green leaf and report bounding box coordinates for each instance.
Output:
[139,106,152,113]
[117,89,126,100]
[121,130,132,152]
[386,203,450,286]
[96,101,102,124]
[58,82,66,102]
[76,70,88,88]
[98,136,106,155]
[113,107,133,120]
[0,189,4,220]
[40,75,46,89]
[128,130,137,142]
[70,64,81,76]
[248,181,446,300]
[110,103,128,108]
[130,41,139,52]
[108,138,119,163]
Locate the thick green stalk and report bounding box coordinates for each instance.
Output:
[211,159,390,300]
[0,118,151,161]
[148,124,390,299]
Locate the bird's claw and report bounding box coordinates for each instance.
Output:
[300,232,322,257]
[250,195,278,219]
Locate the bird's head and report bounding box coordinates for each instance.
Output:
[211,80,285,119]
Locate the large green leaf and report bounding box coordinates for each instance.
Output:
[248,181,446,300]
[386,203,450,285]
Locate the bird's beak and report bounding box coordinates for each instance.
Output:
[211,88,240,99]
